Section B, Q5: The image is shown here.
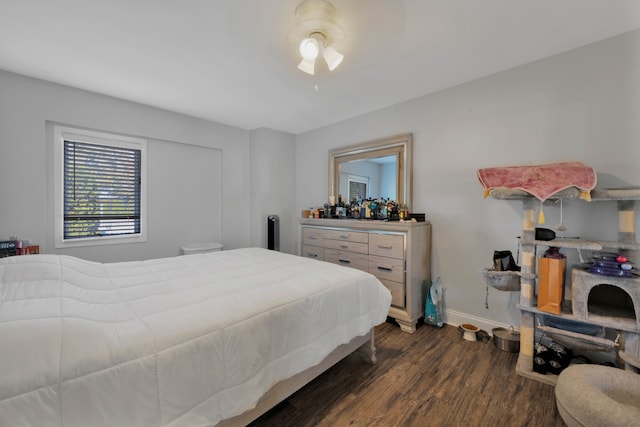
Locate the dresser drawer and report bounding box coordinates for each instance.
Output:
[301,244,324,260]
[302,227,329,246]
[369,255,404,283]
[323,229,369,244]
[369,233,404,259]
[324,249,369,271]
[323,239,368,254]
[379,278,405,308]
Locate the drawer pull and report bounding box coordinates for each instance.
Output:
[377,266,393,272]
[338,259,351,264]
[340,244,349,249]
[307,253,318,258]
[308,236,318,240]
[339,234,349,239]
[377,244,393,249]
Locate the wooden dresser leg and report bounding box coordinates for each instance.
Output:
[396,319,417,334]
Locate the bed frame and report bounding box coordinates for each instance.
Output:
[219,328,377,426]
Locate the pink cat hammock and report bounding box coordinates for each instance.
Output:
[477,161,597,223]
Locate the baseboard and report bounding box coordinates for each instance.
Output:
[443,309,516,335]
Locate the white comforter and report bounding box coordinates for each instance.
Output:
[0,248,391,426]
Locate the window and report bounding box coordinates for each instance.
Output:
[54,125,147,247]
[348,174,368,202]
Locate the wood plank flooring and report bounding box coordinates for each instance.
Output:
[250,320,566,427]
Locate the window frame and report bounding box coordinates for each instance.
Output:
[53,125,147,248]
[347,174,369,201]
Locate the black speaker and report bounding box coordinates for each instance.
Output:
[267,215,279,251]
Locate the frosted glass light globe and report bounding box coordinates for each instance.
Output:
[299,37,319,61]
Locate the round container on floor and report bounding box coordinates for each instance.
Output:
[460,323,479,341]
[492,327,520,352]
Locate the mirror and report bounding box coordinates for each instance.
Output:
[329,133,413,207]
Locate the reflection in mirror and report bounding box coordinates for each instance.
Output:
[329,134,412,208]
[339,155,397,202]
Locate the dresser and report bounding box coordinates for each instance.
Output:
[299,218,431,333]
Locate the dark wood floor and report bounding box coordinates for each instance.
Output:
[250,320,566,427]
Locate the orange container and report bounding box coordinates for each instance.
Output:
[537,257,566,314]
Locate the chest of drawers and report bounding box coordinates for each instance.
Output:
[300,218,431,333]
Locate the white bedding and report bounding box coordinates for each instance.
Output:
[0,247,391,426]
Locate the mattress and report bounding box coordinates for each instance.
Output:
[0,247,391,426]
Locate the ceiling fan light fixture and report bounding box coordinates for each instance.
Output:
[299,37,320,61]
[322,45,343,71]
[292,0,345,75]
[297,58,316,75]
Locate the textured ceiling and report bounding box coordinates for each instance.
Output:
[1,0,639,134]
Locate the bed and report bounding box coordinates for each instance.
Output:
[0,247,391,426]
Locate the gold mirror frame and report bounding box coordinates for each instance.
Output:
[329,133,413,208]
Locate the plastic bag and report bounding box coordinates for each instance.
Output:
[493,250,520,271]
[425,277,443,328]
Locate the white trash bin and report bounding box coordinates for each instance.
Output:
[181,242,223,255]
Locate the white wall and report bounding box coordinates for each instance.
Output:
[294,29,640,329]
[0,70,252,262]
[380,162,396,200]
[249,127,296,253]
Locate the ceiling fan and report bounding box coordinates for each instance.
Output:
[292,0,345,75]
